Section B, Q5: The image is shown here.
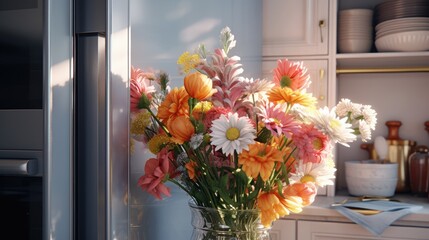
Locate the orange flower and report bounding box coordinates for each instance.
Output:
[167,115,195,144]
[184,72,217,101]
[185,160,197,181]
[283,182,317,206]
[268,87,316,108]
[238,142,283,181]
[157,87,189,124]
[257,190,303,227]
[257,191,287,227]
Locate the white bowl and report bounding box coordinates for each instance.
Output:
[345,161,398,197]
[375,30,429,52]
[345,160,398,179]
[346,176,398,197]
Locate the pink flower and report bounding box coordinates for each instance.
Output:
[273,59,310,91]
[258,102,300,138]
[202,107,231,131]
[137,150,177,200]
[130,66,156,112]
[292,124,330,163]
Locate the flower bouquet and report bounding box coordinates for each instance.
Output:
[131,27,377,239]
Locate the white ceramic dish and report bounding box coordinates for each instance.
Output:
[375,17,429,31]
[375,30,429,51]
[376,26,429,39]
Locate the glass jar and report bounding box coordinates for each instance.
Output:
[188,201,270,240]
[408,145,429,196]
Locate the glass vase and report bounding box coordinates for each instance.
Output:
[188,201,270,240]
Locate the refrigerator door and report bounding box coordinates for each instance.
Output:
[74,0,129,239]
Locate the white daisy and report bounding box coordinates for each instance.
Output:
[209,112,256,156]
[307,107,356,146]
[290,161,337,187]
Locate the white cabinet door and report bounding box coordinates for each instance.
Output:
[270,219,296,240]
[262,59,328,108]
[297,221,429,240]
[263,0,329,56]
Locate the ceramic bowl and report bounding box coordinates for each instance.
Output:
[345,160,398,197]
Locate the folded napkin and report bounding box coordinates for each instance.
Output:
[332,200,422,236]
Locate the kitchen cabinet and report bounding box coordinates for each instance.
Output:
[335,0,429,191]
[270,219,296,240]
[263,0,329,57]
[263,0,429,239]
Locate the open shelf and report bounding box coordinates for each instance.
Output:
[336,52,429,71]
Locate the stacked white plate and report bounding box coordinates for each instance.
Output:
[374,0,429,52]
[338,9,373,53]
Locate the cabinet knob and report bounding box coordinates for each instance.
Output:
[319,20,326,43]
[319,68,325,80]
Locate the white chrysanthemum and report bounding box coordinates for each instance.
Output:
[335,98,362,118]
[308,107,356,146]
[190,133,204,150]
[290,161,337,187]
[241,78,275,103]
[361,105,377,130]
[209,112,256,156]
[358,120,372,142]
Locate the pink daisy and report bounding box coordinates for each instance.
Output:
[273,59,310,91]
[258,102,300,138]
[292,124,330,163]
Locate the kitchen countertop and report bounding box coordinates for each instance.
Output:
[283,191,429,227]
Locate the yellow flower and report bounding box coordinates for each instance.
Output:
[268,87,317,108]
[238,142,283,181]
[184,72,217,101]
[157,87,189,125]
[177,51,201,74]
[193,101,213,113]
[147,134,171,154]
[130,111,152,135]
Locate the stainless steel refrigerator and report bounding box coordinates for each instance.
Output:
[0,0,130,239]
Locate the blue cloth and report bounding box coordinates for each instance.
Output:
[332,200,422,236]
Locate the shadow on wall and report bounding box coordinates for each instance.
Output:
[130,0,262,86]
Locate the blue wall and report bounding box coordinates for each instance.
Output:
[131,0,262,86]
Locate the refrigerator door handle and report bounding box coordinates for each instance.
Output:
[0,159,37,176]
